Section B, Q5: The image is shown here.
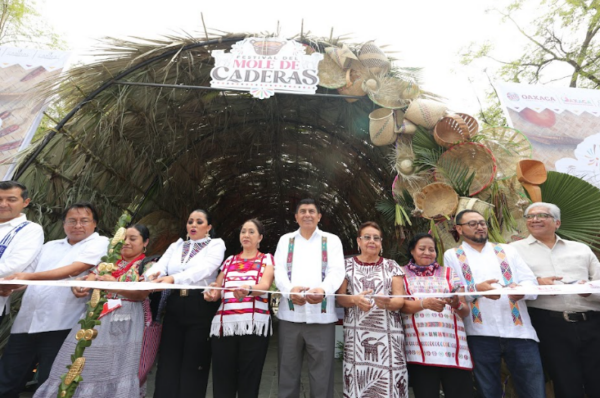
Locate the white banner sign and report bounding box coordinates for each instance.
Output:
[210,38,323,99]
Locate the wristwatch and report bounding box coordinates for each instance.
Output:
[247,286,253,296]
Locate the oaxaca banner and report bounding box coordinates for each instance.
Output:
[0,47,70,179]
[496,82,600,188]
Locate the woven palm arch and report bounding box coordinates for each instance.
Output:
[14,32,419,255]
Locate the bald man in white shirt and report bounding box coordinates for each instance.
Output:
[274,199,345,398]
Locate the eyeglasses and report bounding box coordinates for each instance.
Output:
[456,220,488,228]
[524,213,554,220]
[359,235,382,242]
[64,219,93,227]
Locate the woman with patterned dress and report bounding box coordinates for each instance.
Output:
[336,221,408,398]
[204,218,274,398]
[34,224,156,398]
[144,209,225,398]
[400,233,474,398]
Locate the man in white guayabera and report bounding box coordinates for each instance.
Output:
[274,199,344,398]
[511,202,600,398]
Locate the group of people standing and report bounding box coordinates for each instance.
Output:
[0,180,596,398]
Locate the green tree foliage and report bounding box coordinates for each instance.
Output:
[0,0,65,48]
[461,0,600,127]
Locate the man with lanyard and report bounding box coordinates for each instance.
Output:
[444,209,545,398]
[274,199,344,398]
[0,202,108,397]
[511,202,600,398]
[0,181,44,323]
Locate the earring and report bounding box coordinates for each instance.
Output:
[205,232,211,239]
[143,246,147,253]
[380,248,383,256]
[257,242,260,249]
[358,246,361,253]
[186,234,190,241]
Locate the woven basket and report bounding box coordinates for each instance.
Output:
[317,54,347,89]
[433,113,478,148]
[369,108,396,146]
[358,41,390,74]
[479,127,532,180]
[405,99,448,129]
[337,69,366,103]
[435,142,497,196]
[456,197,495,217]
[413,182,459,220]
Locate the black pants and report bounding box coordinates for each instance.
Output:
[529,307,600,398]
[153,291,219,398]
[211,333,270,398]
[408,363,474,398]
[0,329,70,398]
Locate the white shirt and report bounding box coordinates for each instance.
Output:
[144,238,226,286]
[511,234,600,312]
[444,241,539,341]
[274,228,345,324]
[12,232,109,334]
[0,214,44,312]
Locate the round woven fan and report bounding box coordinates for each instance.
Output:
[435,142,497,196]
[317,54,346,89]
[479,127,532,180]
[413,182,459,220]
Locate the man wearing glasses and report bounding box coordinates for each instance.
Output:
[0,202,108,397]
[274,199,345,398]
[444,209,544,398]
[511,202,600,398]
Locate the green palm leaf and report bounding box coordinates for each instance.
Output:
[540,171,600,250]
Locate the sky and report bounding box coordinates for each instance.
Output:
[37,0,536,114]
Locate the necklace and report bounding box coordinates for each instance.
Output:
[240,251,259,262]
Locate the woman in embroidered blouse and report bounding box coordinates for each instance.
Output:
[34,224,155,398]
[336,221,408,398]
[400,233,473,398]
[144,209,225,398]
[204,218,274,398]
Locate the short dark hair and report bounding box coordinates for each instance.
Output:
[130,224,150,242]
[407,233,437,261]
[0,180,28,200]
[295,198,321,214]
[243,218,265,236]
[190,209,216,238]
[455,209,482,225]
[62,202,99,224]
[357,221,382,237]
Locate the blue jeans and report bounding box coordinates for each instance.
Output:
[468,336,545,398]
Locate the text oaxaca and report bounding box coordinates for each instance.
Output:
[210,38,323,99]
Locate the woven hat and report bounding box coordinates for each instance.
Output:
[317,54,347,88]
[413,182,459,220]
[337,69,366,103]
[456,197,495,217]
[479,127,532,180]
[358,41,391,74]
[405,99,448,129]
[325,44,358,69]
[363,76,419,109]
[433,113,478,148]
[369,108,396,146]
[435,142,497,196]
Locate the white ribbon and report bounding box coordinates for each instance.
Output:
[1,279,599,298]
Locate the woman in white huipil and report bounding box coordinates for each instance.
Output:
[145,209,225,398]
